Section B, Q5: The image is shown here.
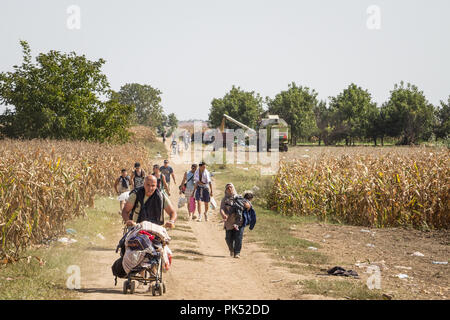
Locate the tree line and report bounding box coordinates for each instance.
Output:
[0,41,177,143]
[209,83,449,146]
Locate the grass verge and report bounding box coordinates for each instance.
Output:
[211,163,385,300]
[146,140,168,160]
[0,196,120,299]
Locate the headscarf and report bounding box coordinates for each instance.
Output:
[224,183,237,199]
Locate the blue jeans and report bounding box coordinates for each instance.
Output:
[225,227,245,255]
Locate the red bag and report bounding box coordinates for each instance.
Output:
[188,196,196,213]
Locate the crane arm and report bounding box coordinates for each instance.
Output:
[221,114,256,133]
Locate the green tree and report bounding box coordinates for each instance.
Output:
[313,100,331,145]
[267,83,318,145]
[365,106,386,146]
[156,113,168,137]
[208,85,263,130]
[434,96,450,140]
[328,83,378,145]
[117,83,164,128]
[382,82,435,145]
[166,112,178,136]
[0,41,132,143]
[167,113,178,129]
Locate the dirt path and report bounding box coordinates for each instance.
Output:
[77,141,293,300]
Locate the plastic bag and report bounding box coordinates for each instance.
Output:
[209,197,217,210]
[178,196,187,208]
[117,191,130,202]
[162,245,173,271]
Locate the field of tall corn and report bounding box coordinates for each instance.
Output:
[268,147,450,229]
[0,126,156,260]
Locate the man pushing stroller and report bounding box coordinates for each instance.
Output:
[112,175,177,294]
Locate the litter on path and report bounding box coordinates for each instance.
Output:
[66,228,77,235]
[411,252,424,257]
[57,237,77,244]
[395,266,412,270]
[327,266,359,278]
[271,279,283,283]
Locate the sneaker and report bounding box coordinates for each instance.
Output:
[234,254,241,259]
[197,216,202,222]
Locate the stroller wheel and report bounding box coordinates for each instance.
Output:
[123,281,129,294]
[129,281,136,294]
[151,285,156,296]
[158,283,163,296]
[162,282,166,294]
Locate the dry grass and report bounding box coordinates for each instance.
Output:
[0,126,157,260]
[269,147,450,229]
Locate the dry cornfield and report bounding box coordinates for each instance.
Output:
[268,147,450,229]
[0,127,155,260]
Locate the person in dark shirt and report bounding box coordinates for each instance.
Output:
[114,169,131,214]
[160,159,176,193]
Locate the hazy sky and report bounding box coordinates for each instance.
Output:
[1,0,449,120]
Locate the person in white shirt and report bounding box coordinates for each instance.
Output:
[193,161,213,222]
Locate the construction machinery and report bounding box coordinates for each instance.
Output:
[214,114,289,152]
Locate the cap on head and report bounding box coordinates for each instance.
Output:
[164,160,169,164]
[199,161,206,166]
[134,162,140,168]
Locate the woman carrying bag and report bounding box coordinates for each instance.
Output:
[179,163,198,220]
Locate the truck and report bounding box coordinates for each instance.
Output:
[212,114,289,152]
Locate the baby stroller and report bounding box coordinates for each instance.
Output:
[122,250,165,296]
[113,222,172,296]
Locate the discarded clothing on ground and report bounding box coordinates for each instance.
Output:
[327,266,359,278]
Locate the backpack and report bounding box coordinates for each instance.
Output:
[112,257,127,280]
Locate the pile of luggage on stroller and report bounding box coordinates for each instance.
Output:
[112,221,173,295]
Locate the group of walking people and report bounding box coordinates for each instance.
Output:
[114,158,256,259]
[114,160,178,232]
[178,161,213,222]
[114,160,176,211]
